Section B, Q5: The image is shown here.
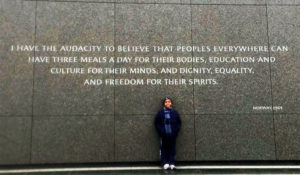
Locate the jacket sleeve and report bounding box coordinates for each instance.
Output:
[154,110,165,137]
[174,111,182,134]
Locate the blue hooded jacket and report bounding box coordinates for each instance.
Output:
[154,107,182,137]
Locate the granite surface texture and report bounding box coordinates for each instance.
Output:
[0,0,299,164]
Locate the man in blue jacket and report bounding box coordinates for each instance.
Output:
[154,97,181,170]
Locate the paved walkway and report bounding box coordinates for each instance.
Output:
[1,164,300,175]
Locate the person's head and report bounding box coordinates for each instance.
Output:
[162,97,173,109]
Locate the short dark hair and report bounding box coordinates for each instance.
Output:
[162,97,173,106]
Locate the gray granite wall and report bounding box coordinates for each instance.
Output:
[0,0,299,164]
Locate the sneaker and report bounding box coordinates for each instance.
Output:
[163,164,169,169]
[170,164,176,170]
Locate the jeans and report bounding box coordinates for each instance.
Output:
[160,135,176,165]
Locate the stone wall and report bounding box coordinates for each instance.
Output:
[0,0,299,165]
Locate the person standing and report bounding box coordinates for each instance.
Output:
[154,97,182,170]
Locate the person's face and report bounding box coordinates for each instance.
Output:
[164,99,172,109]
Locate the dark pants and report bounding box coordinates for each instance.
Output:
[160,135,176,165]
